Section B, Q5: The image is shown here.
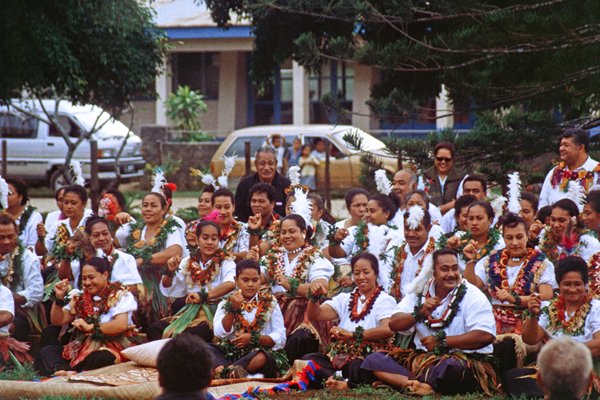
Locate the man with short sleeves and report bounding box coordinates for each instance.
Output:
[440,175,489,233]
[235,147,290,222]
[360,249,497,396]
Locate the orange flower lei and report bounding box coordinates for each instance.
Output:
[588,253,600,297]
[390,237,436,300]
[184,249,229,289]
[264,245,320,285]
[550,161,600,192]
[546,294,592,336]
[234,292,276,334]
[486,248,545,296]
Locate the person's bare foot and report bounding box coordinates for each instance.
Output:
[406,380,433,395]
[372,380,390,389]
[325,376,349,390]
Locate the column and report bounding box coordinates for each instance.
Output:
[217,52,238,134]
[352,64,375,131]
[435,84,454,130]
[155,59,169,126]
[292,61,309,125]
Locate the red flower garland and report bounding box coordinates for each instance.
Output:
[390,237,436,300]
[550,161,600,192]
[348,286,382,322]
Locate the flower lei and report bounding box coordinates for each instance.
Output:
[415,279,468,330]
[0,242,24,290]
[126,217,181,265]
[455,228,501,262]
[353,220,369,254]
[327,325,391,361]
[50,223,83,263]
[98,194,119,221]
[550,161,600,192]
[184,249,230,289]
[589,253,600,297]
[538,226,586,263]
[348,286,382,322]
[485,248,546,297]
[390,237,436,300]
[263,245,320,288]
[545,295,592,336]
[422,176,434,195]
[220,222,243,253]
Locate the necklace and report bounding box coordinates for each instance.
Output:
[285,245,304,255]
[486,248,546,296]
[348,286,382,322]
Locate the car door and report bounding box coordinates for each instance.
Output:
[302,134,354,189]
[0,112,46,179]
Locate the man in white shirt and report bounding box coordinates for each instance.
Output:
[0,215,43,341]
[360,248,497,396]
[391,169,443,228]
[539,129,600,208]
[441,175,489,233]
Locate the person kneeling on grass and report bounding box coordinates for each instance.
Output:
[210,259,287,379]
[360,248,498,396]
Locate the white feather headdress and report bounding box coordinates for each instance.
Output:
[406,205,425,230]
[417,175,426,191]
[374,169,392,195]
[291,187,313,228]
[491,196,507,218]
[288,166,301,187]
[507,172,522,214]
[70,161,85,186]
[566,181,586,211]
[151,166,167,193]
[0,174,8,209]
[217,154,237,189]
[406,254,434,295]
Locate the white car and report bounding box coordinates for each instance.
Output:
[210,124,397,189]
[0,100,145,189]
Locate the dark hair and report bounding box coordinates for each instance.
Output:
[249,182,276,203]
[537,205,553,223]
[82,257,111,275]
[63,185,88,204]
[587,190,600,214]
[432,248,459,266]
[144,192,168,209]
[212,188,235,206]
[350,252,379,277]
[104,189,126,211]
[201,185,215,196]
[468,200,495,220]
[502,212,527,231]
[313,138,324,145]
[560,128,589,153]
[280,214,313,241]
[54,186,67,201]
[369,193,397,222]
[301,144,311,153]
[552,198,579,218]
[308,193,336,224]
[454,194,477,218]
[520,192,539,213]
[6,176,29,206]
[434,141,455,158]
[405,190,430,209]
[196,220,221,237]
[0,214,17,230]
[157,333,212,393]
[463,174,488,193]
[84,216,111,235]
[235,259,261,277]
[555,256,589,285]
[345,188,369,208]
[403,207,432,228]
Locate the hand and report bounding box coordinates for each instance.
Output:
[114,212,133,226]
[333,228,349,243]
[419,296,440,318]
[232,332,252,348]
[36,223,46,239]
[246,245,260,261]
[275,272,290,290]
[72,318,93,333]
[496,289,514,303]
[339,276,354,288]
[310,280,329,297]
[330,326,352,340]
[529,219,544,239]
[167,256,181,273]
[248,214,262,231]
[446,236,466,250]
[65,240,75,255]
[185,231,198,248]
[53,279,70,300]
[420,335,437,352]
[462,240,478,261]
[528,293,541,316]
[186,292,201,304]
[229,290,244,311]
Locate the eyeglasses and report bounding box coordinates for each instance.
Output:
[435,157,452,163]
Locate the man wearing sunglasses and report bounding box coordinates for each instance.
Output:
[422,142,466,214]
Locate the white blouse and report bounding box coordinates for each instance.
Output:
[96,248,143,286]
[65,290,137,325]
[396,280,496,354]
[325,290,396,332]
[0,285,14,334]
[16,208,43,250]
[160,256,236,298]
[213,295,286,351]
[260,249,334,294]
[475,252,556,306]
[538,299,600,343]
[115,218,185,256]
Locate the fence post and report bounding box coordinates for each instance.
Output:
[324,141,331,211]
[1,141,7,176]
[245,141,251,176]
[90,140,99,213]
[156,140,163,166]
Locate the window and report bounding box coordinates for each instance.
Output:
[48,115,82,138]
[172,52,219,100]
[303,136,347,159]
[308,61,353,124]
[225,136,268,157]
[0,113,38,138]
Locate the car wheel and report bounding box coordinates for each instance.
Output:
[49,169,69,191]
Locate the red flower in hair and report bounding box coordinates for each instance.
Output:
[164,183,177,192]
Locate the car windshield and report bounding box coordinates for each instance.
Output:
[333,128,386,152]
[72,109,131,137]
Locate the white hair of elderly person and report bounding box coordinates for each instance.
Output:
[537,336,593,400]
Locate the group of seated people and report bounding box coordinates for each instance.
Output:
[1,134,600,398]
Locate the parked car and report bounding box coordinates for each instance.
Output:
[0,100,145,190]
[210,125,397,189]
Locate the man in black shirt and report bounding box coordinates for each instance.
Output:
[235,147,290,222]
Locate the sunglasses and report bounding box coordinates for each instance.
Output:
[435,157,452,163]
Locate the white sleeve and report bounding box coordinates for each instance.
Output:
[323,293,348,320]
[165,230,184,252]
[18,250,44,308]
[213,300,234,338]
[22,211,43,249]
[111,253,143,286]
[45,221,60,253]
[374,294,398,322]
[340,227,356,257]
[160,257,188,298]
[441,210,456,234]
[538,301,551,331]
[395,293,417,314]
[462,286,496,337]
[538,259,557,289]
[307,255,334,283]
[235,224,250,253]
[110,292,138,316]
[220,260,236,284]
[115,223,132,249]
[429,205,443,225]
[588,300,600,336]
[0,286,14,317]
[538,169,555,208]
[474,257,489,289]
[265,303,286,350]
